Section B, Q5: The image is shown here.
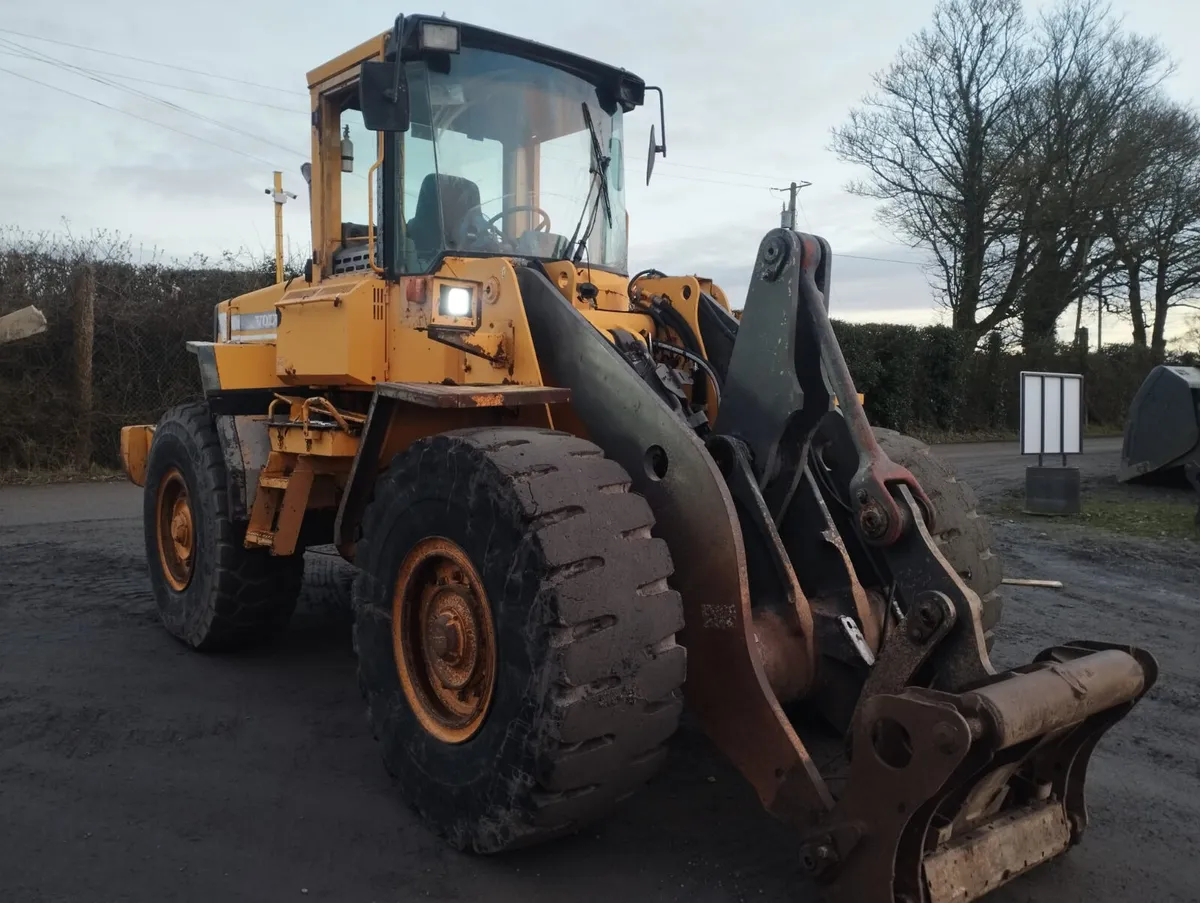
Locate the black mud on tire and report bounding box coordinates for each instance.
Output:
[143,401,304,651]
[351,427,687,854]
[872,427,1004,635]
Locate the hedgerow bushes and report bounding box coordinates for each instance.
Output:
[834,321,1198,436]
[1,229,1193,470]
[0,230,283,470]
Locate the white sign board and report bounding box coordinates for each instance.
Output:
[1020,371,1083,458]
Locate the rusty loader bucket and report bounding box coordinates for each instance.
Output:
[1118,364,1200,523]
[1118,364,1200,485]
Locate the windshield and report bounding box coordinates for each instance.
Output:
[397,47,628,273]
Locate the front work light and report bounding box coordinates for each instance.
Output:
[438,284,473,318]
[419,22,460,53]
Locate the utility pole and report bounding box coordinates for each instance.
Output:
[773,180,811,230]
[264,171,298,283]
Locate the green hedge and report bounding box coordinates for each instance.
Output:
[0,245,278,470]
[833,320,1199,435]
[834,322,975,432]
[2,231,1192,470]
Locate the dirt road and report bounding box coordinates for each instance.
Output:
[1,442,1197,903]
[932,435,1122,497]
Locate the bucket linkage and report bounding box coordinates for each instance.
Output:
[702,229,1159,903]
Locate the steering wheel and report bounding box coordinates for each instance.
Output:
[484,205,552,234]
[453,204,552,251]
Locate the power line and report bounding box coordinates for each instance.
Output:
[0,38,307,161]
[796,196,813,231]
[660,159,793,183]
[0,64,280,169]
[839,252,925,266]
[0,30,924,236]
[652,170,779,189]
[0,47,305,113]
[5,58,927,267]
[0,26,306,97]
[2,27,815,193]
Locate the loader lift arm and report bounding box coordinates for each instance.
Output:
[716,230,1157,903]
[522,228,1158,903]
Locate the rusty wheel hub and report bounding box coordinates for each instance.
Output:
[393,537,496,744]
[156,467,195,591]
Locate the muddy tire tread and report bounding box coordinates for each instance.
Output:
[872,427,1004,634]
[145,400,304,651]
[351,426,686,853]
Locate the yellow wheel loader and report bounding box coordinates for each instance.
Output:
[119,15,1156,902]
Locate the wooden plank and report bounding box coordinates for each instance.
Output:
[0,306,48,345]
[375,382,571,408]
[1001,578,1064,589]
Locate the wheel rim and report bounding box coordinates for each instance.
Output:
[393,537,496,744]
[156,467,195,592]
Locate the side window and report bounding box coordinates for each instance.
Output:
[398,64,505,273]
[400,64,438,272]
[539,128,601,262]
[434,130,504,230]
[402,125,439,272]
[604,128,627,269]
[339,108,373,238]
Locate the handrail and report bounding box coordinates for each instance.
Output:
[275,295,342,309]
[367,131,384,276]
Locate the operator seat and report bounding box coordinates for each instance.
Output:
[406,173,482,262]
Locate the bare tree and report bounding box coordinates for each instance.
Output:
[1101,100,1200,356]
[830,0,1037,340]
[1180,314,1200,355]
[832,0,1181,354]
[1007,0,1173,356]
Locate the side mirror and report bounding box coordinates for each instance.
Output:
[644,86,666,185]
[359,60,410,132]
[646,125,658,185]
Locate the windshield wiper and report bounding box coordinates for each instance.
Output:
[565,102,612,264]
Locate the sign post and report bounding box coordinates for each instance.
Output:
[1020,370,1084,514]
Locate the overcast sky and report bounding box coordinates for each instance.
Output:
[1,0,1197,343]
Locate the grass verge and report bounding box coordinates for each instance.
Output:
[994,492,1199,542]
[909,423,1121,445]
[0,465,125,486]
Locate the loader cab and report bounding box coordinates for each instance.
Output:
[308,16,647,282]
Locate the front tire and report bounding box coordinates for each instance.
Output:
[351,427,687,853]
[872,427,1004,638]
[142,401,304,650]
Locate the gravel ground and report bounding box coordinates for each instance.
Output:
[0,439,1197,903]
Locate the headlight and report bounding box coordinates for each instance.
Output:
[438,285,473,318]
[419,22,460,52]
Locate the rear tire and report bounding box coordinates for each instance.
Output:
[351,426,686,853]
[143,401,304,650]
[872,427,1004,638]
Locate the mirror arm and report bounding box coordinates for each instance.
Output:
[646,86,666,157]
[386,15,405,102]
